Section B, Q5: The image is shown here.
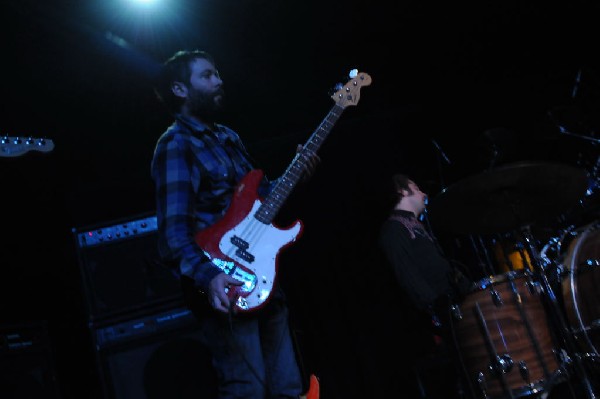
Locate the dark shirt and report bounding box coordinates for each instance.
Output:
[150,115,276,292]
[378,209,457,313]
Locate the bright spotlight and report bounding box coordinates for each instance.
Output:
[124,0,163,12]
[130,0,158,5]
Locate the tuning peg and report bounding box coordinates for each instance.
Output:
[328,83,343,96]
[348,69,358,78]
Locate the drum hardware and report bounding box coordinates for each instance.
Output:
[514,242,532,272]
[458,231,535,281]
[559,223,600,367]
[555,348,571,367]
[581,352,599,362]
[546,105,600,148]
[520,226,599,399]
[508,275,553,382]
[580,259,600,267]
[491,290,503,307]
[473,370,534,399]
[477,372,489,399]
[451,271,560,399]
[429,161,597,397]
[524,278,542,296]
[494,233,534,274]
[518,361,530,387]
[473,302,516,398]
[494,233,540,295]
[540,235,562,266]
[493,354,514,375]
[563,150,600,226]
[474,235,502,279]
[586,154,600,197]
[451,303,463,321]
[540,231,573,290]
[516,360,548,397]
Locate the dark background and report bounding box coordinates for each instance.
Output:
[2,0,600,398]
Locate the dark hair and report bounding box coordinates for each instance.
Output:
[381,173,413,213]
[392,173,413,200]
[153,50,216,114]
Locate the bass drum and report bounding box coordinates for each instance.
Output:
[560,221,600,358]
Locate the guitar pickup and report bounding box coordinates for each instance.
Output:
[235,249,255,263]
[231,235,249,250]
[231,235,254,262]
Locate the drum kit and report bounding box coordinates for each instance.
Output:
[427,160,600,399]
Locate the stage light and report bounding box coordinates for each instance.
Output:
[127,0,160,8]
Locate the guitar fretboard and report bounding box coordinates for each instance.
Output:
[256,104,344,224]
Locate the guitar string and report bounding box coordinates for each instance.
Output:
[220,106,343,295]
[219,100,350,299]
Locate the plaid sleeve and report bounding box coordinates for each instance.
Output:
[153,135,221,292]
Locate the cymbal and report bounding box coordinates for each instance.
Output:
[427,161,589,234]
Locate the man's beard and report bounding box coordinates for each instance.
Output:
[187,88,225,122]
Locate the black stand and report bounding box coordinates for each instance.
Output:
[520,226,598,399]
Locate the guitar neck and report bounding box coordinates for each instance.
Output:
[256,103,345,224]
[195,70,370,313]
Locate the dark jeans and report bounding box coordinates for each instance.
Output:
[182,277,303,399]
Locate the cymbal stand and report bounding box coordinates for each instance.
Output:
[520,225,598,399]
[584,153,600,198]
[494,233,515,273]
[494,231,534,275]
[548,107,600,145]
[468,234,498,278]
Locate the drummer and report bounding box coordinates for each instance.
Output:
[377,172,474,399]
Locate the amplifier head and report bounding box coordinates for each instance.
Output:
[73,213,182,324]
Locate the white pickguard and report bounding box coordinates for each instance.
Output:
[219,200,301,310]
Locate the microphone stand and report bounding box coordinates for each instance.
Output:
[431,139,450,192]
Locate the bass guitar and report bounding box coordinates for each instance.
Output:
[195,70,372,313]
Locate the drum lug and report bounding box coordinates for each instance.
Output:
[476,372,489,399]
[490,289,503,307]
[518,360,530,385]
[451,303,463,320]
[525,279,541,295]
[582,352,599,363]
[489,354,514,375]
[582,258,600,268]
[557,264,569,279]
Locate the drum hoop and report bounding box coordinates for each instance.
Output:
[474,270,528,291]
[565,223,600,355]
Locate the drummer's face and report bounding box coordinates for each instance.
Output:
[408,181,427,210]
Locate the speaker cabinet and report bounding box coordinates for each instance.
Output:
[93,306,217,399]
[0,322,60,399]
[73,213,182,323]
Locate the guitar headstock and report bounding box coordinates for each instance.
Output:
[331,70,372,108]
[1,136,55,158]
